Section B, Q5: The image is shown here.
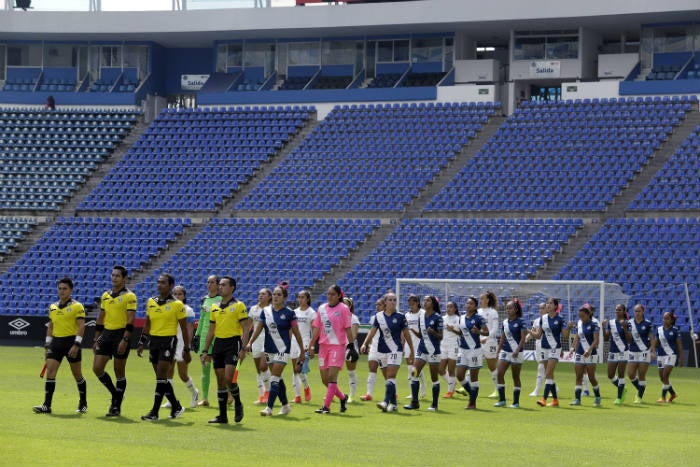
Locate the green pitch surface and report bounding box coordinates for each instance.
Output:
[2,346,698,467]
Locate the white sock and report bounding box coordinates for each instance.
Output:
[419,370,426,396]
[407,365,415,381]
[583,374,590,391]
[534,363,545,393]
[292,373,301,397]
[448,375,456,393]
[300,373,309,389]
[185,377,197,396]
[491,369,498,391]
[440,371,449,384]
[348,370,358,398]
[262,369,271,391]
[367,372,377,395]
[257,373,265,397]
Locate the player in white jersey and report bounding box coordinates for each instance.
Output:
[405,294,426,399]
[526,302,547,396]
[291,290,316,403]
[161,286,200,409]
[439,301,461,398]
[343,297,361,403]
[248,288,272,404]
[361,297,385,402]
[478,291,500,398]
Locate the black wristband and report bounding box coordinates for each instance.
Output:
[95,324,105,332]
[125,323,134,332]
[138,333,150,347]
[122,336,130,342]
[183,346,190,352]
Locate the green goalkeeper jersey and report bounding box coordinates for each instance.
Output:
[196,294,221,346]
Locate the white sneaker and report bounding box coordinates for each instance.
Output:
[376,401,388,412]
[278,404,292,415]
[529,391,540,397]
[190,389,199,408]
[260,407,272,416]
[387,403,398,412]
[161,401,172,408]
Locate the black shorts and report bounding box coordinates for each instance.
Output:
[212,336,242,369]
[46,336,81,363]
[94,328,130,359]
[148,336,177,364]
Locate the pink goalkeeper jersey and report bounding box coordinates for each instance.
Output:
[313,302,352,346]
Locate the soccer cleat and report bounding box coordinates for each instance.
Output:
[537,398,547,407]
[656,398,666,404]
[340,395,348,413]
[454,386,468,396]
[259,407,272,416]
[377,401,388,412]
[263,391,269,403]
[190,389,199,409]
[569,399,581,406]
[141,412,158,422]
[509,403,520,409]
[234,403,244,423]
[347,397,355,404]
[668,393,677,403]
[33,404,51,414]
[487,390,499,399]
[633,395,643,405]
[493,400,507,408]
[105,406,121,417]
[170,405,185,419]
[614,398,622,405]
[594,397,601,407]
[278,404,292,415]
[529,391,540,397]
[76,403,88,413]
[620,386,628,403]
[254,396,266,405]
[197,399,210,407]
[161,401,172,409]
[405,394,413,399]
[466,403,476,410]
[208,415,228,424]
[427,406,437,412]
[387,403,398,412]
[443,391,454,399]
[314,406,330,414]
[360,394,373,401]
[547,399,559,407]
[403,401,420,410]
[304,387,311,402]
[293,396,302,404]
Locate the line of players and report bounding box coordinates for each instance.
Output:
[33,266,684,419]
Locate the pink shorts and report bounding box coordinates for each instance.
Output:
[318,344,345,370]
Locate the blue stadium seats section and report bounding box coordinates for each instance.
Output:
[0,217,37,255]
[426,98,692,212]
[336,218,583,323]
[629,124,700,210]
[130,217,380,316]
[555,218,699,332]
[0,108,141,211]
[0,217,188,315]
[78,106,315,211]
[235,102,497,211]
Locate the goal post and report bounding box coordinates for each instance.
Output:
[395,278,630,362]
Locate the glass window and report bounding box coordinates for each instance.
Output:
[124,45,149,79]
[0,46,5,80]
[227,44,243,68]
[514,37,545,60]
[44,44,74,67]
[7,44,42,66]
[545,36,578,59]
[377,41,393,62]
[100,46,121,67]
[244,43,275,70]
[216,44,227,72]
[411,38,443,63]
[394,40,409,62]
[288,42,320,66]
[321,41,357,66]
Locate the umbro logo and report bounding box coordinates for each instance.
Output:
[9,318,30,331]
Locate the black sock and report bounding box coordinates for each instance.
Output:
[77,378,87,404]
[278,378,288,406]
[218,389,228,418]
[98,372,117,397]
[44,379,56,407]
[115,378,127,406]
[151,380,167,415]
[164,380,179,408]
[228,383,241,405]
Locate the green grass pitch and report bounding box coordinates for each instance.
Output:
[2,345,698,467]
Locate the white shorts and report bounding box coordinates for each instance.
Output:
[573,353,598,366]
[534,342,546,363]
[290,339,309,359]
[543,347,562,361]
[251,336,265,359]
[416,351,441,364]
[378,351,402,368]
[174,337,185,363]
[457,348,483,369]
[657,354,677,367]
[628,350,651,364]
[499,350,523,365]
[441,341,460,361]
[482,338,498,359]
[607,351,627,363]
[404,339,420,358]
[267,352,290,365]
[368,347,381,362]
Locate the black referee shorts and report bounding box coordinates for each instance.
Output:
[148,336,177,364]
[212,336,242,369]
[47,336,81,363]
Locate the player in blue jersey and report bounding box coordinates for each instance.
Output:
[624,304,653,404]
[651,311,683,403]
[532,297,569,407]
[404,296,443,411]
[360,292,414,413]
[361,297,386,402]
[568,303,602,407]
[455,296,489,409]
[493,299,527,408]
[244,285,305,416]
[603,304,629,405]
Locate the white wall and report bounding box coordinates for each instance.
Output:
[560,80,620,101]
[598,53,638,79]
[454,59,499,83]
[510,59,580,81]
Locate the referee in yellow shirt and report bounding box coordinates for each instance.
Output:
[93,265,137,417]
[33,277,87,414]
[137,273,191,422]
[201,276,251,424]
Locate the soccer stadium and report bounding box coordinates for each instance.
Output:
[0,1,698,466]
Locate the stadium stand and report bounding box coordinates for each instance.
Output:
[78,105,315,211]
[555,217,699,332]
[425,97,694,212]
[0,217,188,315]
[0,108,141,211]
[130,217,380,316]
[334,218,583,323]
[0,217,37,255]
[234,101,497,211]
[629,123,700,210]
